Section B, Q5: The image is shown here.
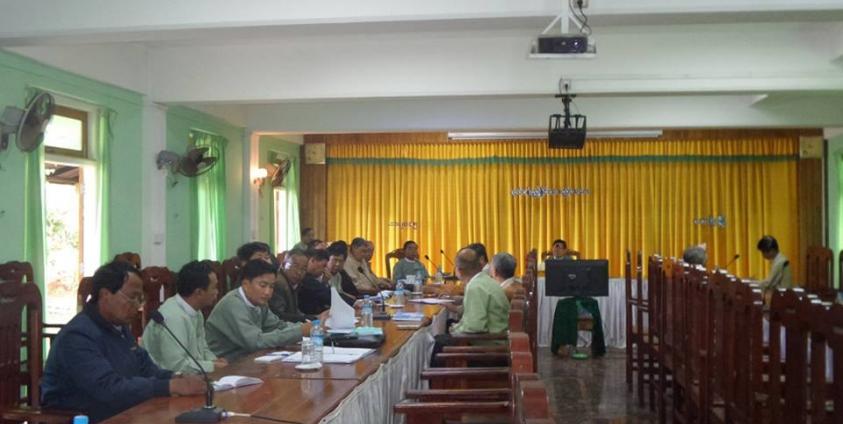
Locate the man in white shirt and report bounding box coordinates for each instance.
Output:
[490,252,523,300]
[757,235,792,296]
[344,237,391,293]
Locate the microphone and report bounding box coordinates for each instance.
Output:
[424,255,442,271]
[724,254,740,270]
[150,311,223,423]
[440,249,456,272]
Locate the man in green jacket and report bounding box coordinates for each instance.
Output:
[143,261,228,374]
[450,247,510,335]
[206,259,312,361]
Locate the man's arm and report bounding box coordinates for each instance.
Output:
[268,288,308,323]
[452,285,489,334]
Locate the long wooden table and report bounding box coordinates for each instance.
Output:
[103,302,445,424]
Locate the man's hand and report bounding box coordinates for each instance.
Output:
[169,375,207,396]
[318,310,330,323]
[377,278,393,289]
[301,321,313,337]
[213,358,228,369]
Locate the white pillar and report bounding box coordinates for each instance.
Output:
[141,98,168,266]
[243,130,261,242]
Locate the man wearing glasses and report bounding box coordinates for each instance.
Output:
[41,261,206,423]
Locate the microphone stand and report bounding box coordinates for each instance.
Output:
[440,249,456,275]
[152,312,223,423]
[723,254,740,270]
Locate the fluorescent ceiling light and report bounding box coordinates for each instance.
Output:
[447,130,662,140]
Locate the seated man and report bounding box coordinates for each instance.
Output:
[325,241,359,306]
[344,237,391,292]
[292,227,315,252]
[490,252,523,301]
[268,249,311,323]
[450,247,510,335]
[233,241,274,287]
[392,240,430,288]
[142,261,228,374]
[467,242,491,275]
[206,259,311,361]
[41,261,206,423]
[548,239,579,260]
[298,249,332,315]
[682,243,707,266]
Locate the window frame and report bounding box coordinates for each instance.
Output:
[45,105,89,159]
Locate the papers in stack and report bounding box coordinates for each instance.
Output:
[254,351,294,363]
[282,347,374,364]
[409,298,454,305]
[392,311,425,321]
[212,375,263,391]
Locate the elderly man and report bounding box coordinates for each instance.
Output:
[325,241,359,306]
[344,237,391,292]
[682,244,707,266]
[392,240,430,288]
[268,249,311,322]
[41,261,206,423]
[206,259,311,361]
[490,252,523,301]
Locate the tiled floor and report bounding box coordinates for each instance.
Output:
[537,347,657,423]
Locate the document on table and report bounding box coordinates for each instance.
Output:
[392,311,425,321]
[409,298,454,304]
[282,347,375,364]
[326,286,356,331]
[213,375,263,391]
[254,351,294,363]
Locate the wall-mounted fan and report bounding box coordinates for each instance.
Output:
[156,145,219,182]
[0,92,56,152]
[266,158,291,188]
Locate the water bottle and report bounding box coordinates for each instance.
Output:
[395,280,405,306]
[73,416,89,424]
[311,320,324,364]
[434,267,444,284]
[416,271,425,290]
[301,337,314,365]
[361,295,373,328]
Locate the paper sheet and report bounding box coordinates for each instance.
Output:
[326,286,356,330]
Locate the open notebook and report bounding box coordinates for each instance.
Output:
[212,375,263,392]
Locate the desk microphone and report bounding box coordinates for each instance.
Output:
[439,249,456,272]
[150,311,223,423]
[723,254,740,270]
[424,255,442,272]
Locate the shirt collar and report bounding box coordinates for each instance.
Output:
[175,294,199,317]
[500,277,516,288]
[238,287,258,309]
[402,257,417,263]
[84,303,128,336]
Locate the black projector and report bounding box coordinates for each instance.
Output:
[548,113,587,149]
[537,35,589,54]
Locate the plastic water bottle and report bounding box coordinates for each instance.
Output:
[361,295,373,328]
[301,337,314,365]
[434,267,444,284]
[73,416,89,424]
[311,320,324,364]
[395,280,405,306]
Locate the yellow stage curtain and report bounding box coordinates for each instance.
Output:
[326,137,799,279]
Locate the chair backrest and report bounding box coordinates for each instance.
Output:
[140,266,176,335]
[221,257,242,293]
[686,264,712,421]
[512,374,551,424]
[800,297,833,423]
[0,281,43,409]
[509,299,526,331]
[76,276,94,311]
[0,261,34,283]
[827,303,843,423]
[523,249,538,371]
[384,248,404,281]
[113,252,142,269]
[805,245,832,295]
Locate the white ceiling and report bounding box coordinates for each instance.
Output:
[2,0,843,132]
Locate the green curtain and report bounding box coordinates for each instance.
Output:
[190,130,227,261]
[97,109,114,263]
[268,154,301,253]
[22,88,46,292]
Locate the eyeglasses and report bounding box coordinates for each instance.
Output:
[116,290,145,306]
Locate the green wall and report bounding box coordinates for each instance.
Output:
[257,136,300,252]
[0,50,144,273]
[827,134,843,288]
[165,106,245,268]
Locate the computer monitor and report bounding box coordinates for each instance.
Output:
[545,259,609,297]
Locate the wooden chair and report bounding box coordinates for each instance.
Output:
[221,257,242,293]
[800,297,834,424]
[113,252,142,269]
[0,261,34,283]
[138,266,176,338]
[635,251,654,408]
[76,276,93,310]
[826,303,843,423]
[625,250,640,393]
[425,333,531,389]
[0,281,76,424]
[805,246,834,300]
[524,249,539,371]
[384,248,404,281]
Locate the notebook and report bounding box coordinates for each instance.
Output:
[212,375,263,391]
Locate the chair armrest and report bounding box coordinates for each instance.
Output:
[448,333,508,344]
[434,352,509,365]
[393,400,511,415]
[421,367,510,380]
[404,388,511,402]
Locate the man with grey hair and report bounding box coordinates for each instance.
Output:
[682,244,707,266]
[491,252,523,300]
[450,247,510,334]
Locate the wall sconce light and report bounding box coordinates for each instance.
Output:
[252,167,268,188]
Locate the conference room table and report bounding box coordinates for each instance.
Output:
[103,300,449,424]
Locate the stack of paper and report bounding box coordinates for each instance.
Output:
[326,287,356,331]
[254,351,293,363]
[213,376,263,391]
[392,311,425,321]
[409,298,454,305]
[282,347,375,364]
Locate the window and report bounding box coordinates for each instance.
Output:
[43,105,97,325]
